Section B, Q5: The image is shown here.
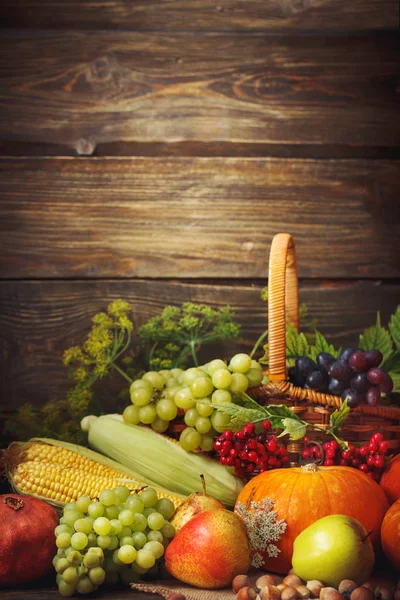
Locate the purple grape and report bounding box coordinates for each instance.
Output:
[328,378,348,395]
[288,366,299,386]
[295,356,317,387]
[350,372,371,394]
[306,370,328,392]
[367,368,386,385]
[328,360,352,381]
[348,350,368,373]
[339,347,355,362]
[364,349,383,369]
[366,386,381,406]
[380,372,394,394]
[341,388,362,408]
[316,352,335,377]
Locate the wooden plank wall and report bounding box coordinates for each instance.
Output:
[0,1,399,442]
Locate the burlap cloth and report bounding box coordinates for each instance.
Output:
[131,569,283,599]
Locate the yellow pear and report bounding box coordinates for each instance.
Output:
[170,474,225,532]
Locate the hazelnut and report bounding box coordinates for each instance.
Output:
[283,575,303,588]
[338,581,359,599]
[277,585,288,592]
[296,585,311,599]
[233,575,252,593]
[236,586,258,600]
[320,588,345,600]
[281,586,300,600]
[256,575,278,590]
[375,589,394,600]
[363,584,375,594]
[351,588,375,600]
[259,585,282,600]
[306,581,325,598]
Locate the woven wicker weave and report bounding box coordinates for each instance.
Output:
[250,232,400,454]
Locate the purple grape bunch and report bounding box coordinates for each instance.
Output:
[288,348,394,408]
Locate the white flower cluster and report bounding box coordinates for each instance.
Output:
[235,496,287,568]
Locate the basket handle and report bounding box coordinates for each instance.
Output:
[268,233,299,382]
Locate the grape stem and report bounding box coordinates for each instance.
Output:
[250,329,268,359]
[111,363,133,384]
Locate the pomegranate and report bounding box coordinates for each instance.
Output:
[0,494,59,586]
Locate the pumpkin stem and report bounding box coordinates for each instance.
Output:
[200,474,207,496]
[362,529,373,543]
[4,496,24,511]
[301,463,319,473]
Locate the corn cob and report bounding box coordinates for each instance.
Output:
[86,415,244,508]
[4,438,186,512]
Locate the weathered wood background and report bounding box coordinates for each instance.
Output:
[0,0,399,444]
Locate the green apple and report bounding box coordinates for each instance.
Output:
[291,514,375,588]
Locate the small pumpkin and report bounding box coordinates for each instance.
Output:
[235,464,389,574]
[379,452,400,505]
[380,498,400,571]
[0,494,59,587]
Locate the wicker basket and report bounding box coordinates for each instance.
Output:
[249,232,400,458]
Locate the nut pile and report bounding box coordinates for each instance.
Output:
[232,573,400,600]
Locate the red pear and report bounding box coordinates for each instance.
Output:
[165,508,251,589]
[170,474,225,533]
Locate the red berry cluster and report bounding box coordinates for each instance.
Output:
[214,420,290,479]
[302,432,390,481]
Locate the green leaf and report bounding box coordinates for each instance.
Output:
[329,398,351,432]
[286,326,309,365]
[388,306,400,351]
[215,403,267,432]
[309,330,339,362]
[359,313,393,364]
[277,418,307,441]
[382,349,400,374]
[261,404,305,430]
[234,392,268,411]
[389,371,400,393]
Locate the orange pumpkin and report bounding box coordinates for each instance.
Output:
[381,499,400,571]
[235,464,389,574]
[380,453,400,505]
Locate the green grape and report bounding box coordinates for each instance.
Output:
[56,533,72,550]
[155,498,175,520]
[130,378,153,392]
[207,359,228,375]
[147,512,165,531]
[190,376,214,398]
[142,371,166,390]
[55,524,74,537]
[75,496,91,514]
[143,507,156,518]
[118,544,137,564]
[63,509,84,528]
[151,416,170,433]
[184,407,199,427]
[183,367,204,386]
[96,535,111,549]
[229,352,252,373]
[143,540,164,559]
[53,555,60,568]
[112,548,124,565]
[66,551,83,567]
[211,410,232,433]
[99,488,117,507]
[93,517,111,536]
[86,533,98,548]
[57,548,66,558]
[199,363,209,374]
[160,521,175,539]
[104,504,119,520]
[164,385,180,401]
[119,535,135,547]
[58,580,76,597]
[87,501,104,519]
[82,547,104,569]
[88,566,106,586]
[131,513,147,532]
[211,389,232,404]
[170,367,184,379]
[125,494,144,514]
[156,398,178,421]
[194,416,211,434]
[55,558,70,573]
[245,367,264,387]
[135,549,156,569]
[211,369,232,390]
[159,369,174,380]
[76,575,95,594]
[165,376,179,388]
[228,372,249,394]
[179,427,202,451]
[64,502,76,512]
[147,530,164,543]
[114,485,130,503]
[200,432,216,452]
[108,535,119,551]
[250,359,262,370]
[118,509,135,527]
[131,386,153,407]
[140,487,159,508]
[74,518,93,535]
[120,567,139,585]
[132,531,147,549]
[196,398,214,416]
[118,526,132,538]
[138,404,157,424]
[62,566,79,586]
[70,532,88,551]
[63,547,74,558]
[174,387,195,409]
[109,518,123,536]
[131,561,149,575]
